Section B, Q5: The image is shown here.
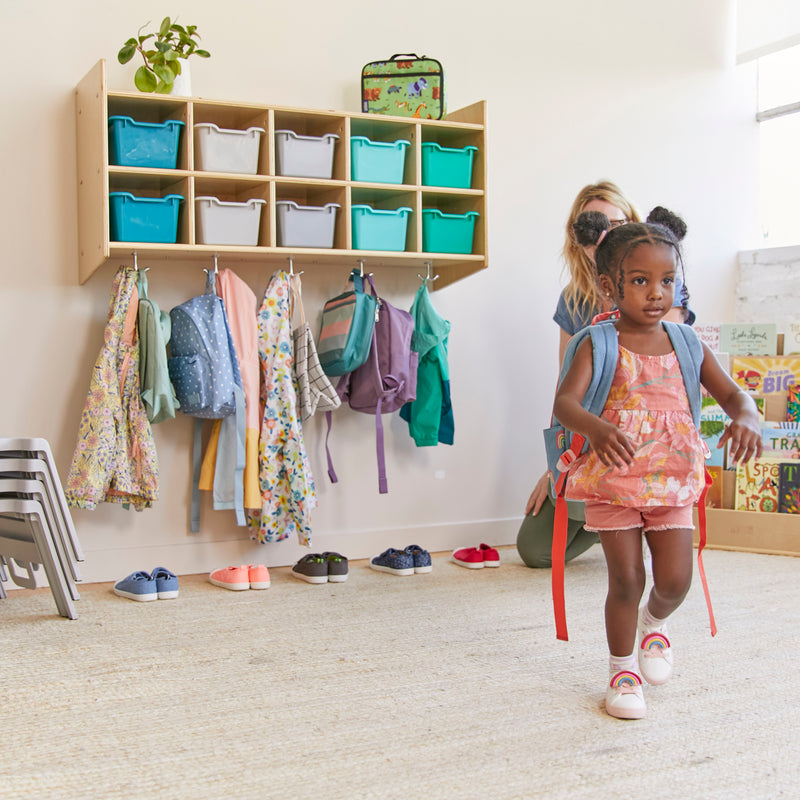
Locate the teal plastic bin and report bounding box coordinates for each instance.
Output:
[108,116,184,169]
[422,209,479,254]
[109,192,183,243]
[351,205,412,251]
[350,136,410,184]
[421,143,477,189]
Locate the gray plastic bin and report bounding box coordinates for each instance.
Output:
[274,130,339,179]
[276,201,340,248]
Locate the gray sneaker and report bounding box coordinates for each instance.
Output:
[322,551,349,582]
[292,553,328,584]
[369,548,415,576]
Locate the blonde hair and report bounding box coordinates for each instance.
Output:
[561,181,641,324]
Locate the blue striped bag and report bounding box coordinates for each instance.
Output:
[317,269,378,376]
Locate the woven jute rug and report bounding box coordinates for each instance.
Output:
[1,545,798,799]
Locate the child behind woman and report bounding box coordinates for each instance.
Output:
[553,207,762,720]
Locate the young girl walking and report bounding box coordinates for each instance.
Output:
[553,208,763,720]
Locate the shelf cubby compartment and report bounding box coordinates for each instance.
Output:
[192,102,269,175]
[107,175,191,245]
[350,187,417,253]
[273,110,346,181]
[194,177,270,247]
[349,118,417,185]
[106,95,190,171]
[274,184,347,250]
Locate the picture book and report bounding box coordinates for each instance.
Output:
[777,461,800,514]
[731,356,800,395]
[734,459,781,512]
[720,323,777,356]
[705,466,723,508]
[785,323,800,355]
[759,423,800,461]
[702,396,764,468]
[694,323,721,351]
[788,384,800,423]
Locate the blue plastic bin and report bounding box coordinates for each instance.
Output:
[109,192,183,243]
[350,136,410,184]
[422,209,479,254]
[108,116,184,169]
[421,143,477,189]
[351,205,412,251]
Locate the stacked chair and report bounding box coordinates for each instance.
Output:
[0,437,84,619]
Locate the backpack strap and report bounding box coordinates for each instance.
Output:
[664,321,716,636]
[551,321,618,641]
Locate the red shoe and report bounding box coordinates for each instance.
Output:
[479,542,500,567]
[452,543,500,569]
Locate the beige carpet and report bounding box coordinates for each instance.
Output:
[1,545,798,800]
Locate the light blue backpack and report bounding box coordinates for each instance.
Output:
[544,317,713,641]
[168,271,245,532]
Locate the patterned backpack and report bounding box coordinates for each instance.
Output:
[168,270,246,531]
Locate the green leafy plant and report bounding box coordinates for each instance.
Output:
[118,17,210,93]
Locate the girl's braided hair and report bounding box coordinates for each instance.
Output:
[572,206,689,308]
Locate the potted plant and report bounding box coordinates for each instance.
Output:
[118,17,210,94]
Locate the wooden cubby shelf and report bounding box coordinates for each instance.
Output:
[75,59,488,289]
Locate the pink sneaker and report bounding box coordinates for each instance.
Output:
[248,564,271,589]
[209,565,250,591]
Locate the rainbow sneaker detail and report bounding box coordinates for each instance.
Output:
[605,670,646,719]
[638,630,674,685]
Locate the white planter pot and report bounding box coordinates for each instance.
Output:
[170,60,192,96]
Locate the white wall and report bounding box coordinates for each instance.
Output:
[0,0,759,583]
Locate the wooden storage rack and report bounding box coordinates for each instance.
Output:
[75,59,488,288]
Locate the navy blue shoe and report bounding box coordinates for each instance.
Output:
[369,548,415,576]
[151,566,179,599]
[113,571,157,602]
[405,544,432,574]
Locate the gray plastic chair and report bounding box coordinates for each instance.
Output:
[0,498,77,619]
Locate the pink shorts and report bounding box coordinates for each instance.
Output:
[583,502,695,533]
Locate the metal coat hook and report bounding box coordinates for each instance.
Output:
[418,260,439,285]
[356,258,373,278]
[288,256,304,278]
[132,251,138,270]
[214,253,219,273]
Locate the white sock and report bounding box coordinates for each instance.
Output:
[640,604,669,633]
[609,652,639,680]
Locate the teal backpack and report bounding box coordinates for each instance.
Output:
[544,316,715,641]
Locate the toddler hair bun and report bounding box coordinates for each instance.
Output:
[646,206,687,241]
[573,210,609,247]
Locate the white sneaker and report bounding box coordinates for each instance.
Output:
[605,671,646,719]
[638,629,674,685]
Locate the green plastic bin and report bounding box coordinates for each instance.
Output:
[422,209,478,254]
[421,143,477,189]
[351,205,412,251]
[350,136,410,184]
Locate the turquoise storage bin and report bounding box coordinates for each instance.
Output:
[422,209,479,254]
[351,205,412,251]
[108,116,184,169]
[109,192,183,243]
[421,143,478,189]
[350,136,411,184]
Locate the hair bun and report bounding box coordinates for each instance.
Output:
[573,211,609,247]
[646,206,687,241]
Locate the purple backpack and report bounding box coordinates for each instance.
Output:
[326,274,418,493]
